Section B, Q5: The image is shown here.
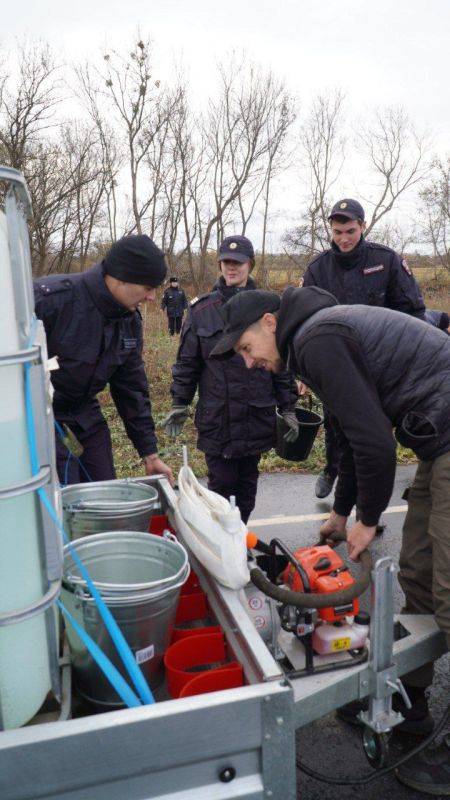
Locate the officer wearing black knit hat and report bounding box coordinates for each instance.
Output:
[103,235,167,286]
[34,235,174,486]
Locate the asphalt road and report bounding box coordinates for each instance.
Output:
[248,467,449,800]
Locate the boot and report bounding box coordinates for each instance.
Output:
[396,734,450,796]
[315,470,336,498]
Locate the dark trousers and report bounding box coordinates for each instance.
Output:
[205,453,260,524]
[55,421,116,486]
[168,315,183,335]
[323,409,341,479]
[398,451,450,689]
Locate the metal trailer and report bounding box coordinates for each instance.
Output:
[0,476,446,800]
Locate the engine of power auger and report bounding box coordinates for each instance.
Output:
[282,544,359,622]
[249,538,372,676]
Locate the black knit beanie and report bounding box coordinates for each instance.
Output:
[103,235,167,287]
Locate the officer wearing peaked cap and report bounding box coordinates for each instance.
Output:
[161,276,188,335]
[162,234,298,524]
[302,198,426,501]
[34,235,174,486]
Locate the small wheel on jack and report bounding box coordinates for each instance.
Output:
[362,726,391,769]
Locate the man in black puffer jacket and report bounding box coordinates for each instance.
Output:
[211,287,450,796]
[163,235,298,523]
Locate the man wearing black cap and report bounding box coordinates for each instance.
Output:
[161,276,188,335]
[162,235,298,523]
[34,234,174,486]
[302,198,426,500]
[211,286,450,796]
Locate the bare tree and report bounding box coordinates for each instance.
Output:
[26,139,76,275]
[301,91,345,258]
[168,92,207,291]
[258,92,296,288]
[24,122,108,276]
[100,39,181,235]
[420,157,450,273]
[194,60,289,287]
[0,42,60,171]
[359,107,428,236]
[0,42,94,275]
[283,90,345,266]
[372,219,417,255]
[76,64,124,242]
[62,123,109,269]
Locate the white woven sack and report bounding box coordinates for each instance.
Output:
[177,465,250,590]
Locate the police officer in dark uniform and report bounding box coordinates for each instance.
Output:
[161,276,188,335]
[162,235,298,524]
[34,235,174,486]
[302,198,426,499]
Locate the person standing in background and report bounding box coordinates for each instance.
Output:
[161,276,188,335]
[162,235,298,524]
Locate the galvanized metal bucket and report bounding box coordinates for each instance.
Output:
[62,480,160,540]
[61,531,190,709]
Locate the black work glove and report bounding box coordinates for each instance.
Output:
[162,405,189,438]
[282,410,299,442]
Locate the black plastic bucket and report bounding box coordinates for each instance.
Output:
[275,406,323,462]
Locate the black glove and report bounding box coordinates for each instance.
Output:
[162,405,189,438]
[282,410,299,442]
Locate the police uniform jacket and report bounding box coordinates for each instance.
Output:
[34,263,158,456]
[161,287,188,318]
[303,237,425,316]
[171,277,298,458]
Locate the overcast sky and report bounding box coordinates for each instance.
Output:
[6,0,448,133]
[3,0,449,249]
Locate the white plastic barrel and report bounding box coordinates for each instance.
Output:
[0,211,53,729]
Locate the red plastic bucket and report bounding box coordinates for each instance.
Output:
[164,632,242,698]
[179,664,244,698]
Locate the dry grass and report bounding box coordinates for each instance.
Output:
[102,280,449,479]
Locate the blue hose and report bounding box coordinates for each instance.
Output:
[56,601,141,709]
[54,419,93,484]
[24,319,155,706]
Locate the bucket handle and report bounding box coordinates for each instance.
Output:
[65,499,158,512]
[163,529,178,543]
[73,562,191,605]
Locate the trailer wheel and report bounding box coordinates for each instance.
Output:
[362,727,390,769]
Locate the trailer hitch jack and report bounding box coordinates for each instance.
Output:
[359,557,412,768]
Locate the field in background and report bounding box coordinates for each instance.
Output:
[102,278,450,480]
